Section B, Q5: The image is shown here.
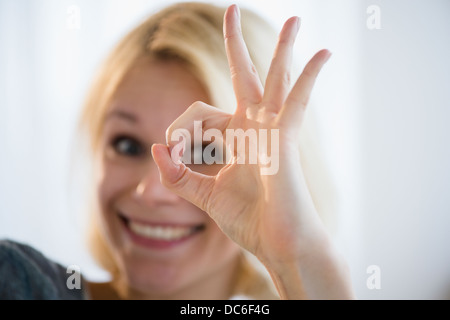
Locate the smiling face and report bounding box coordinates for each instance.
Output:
[95,57,241,299]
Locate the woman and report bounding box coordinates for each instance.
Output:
[0,2,354,299]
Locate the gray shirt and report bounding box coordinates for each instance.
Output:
[0,240,87,300]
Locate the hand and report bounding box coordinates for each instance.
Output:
[151,5,354,299]
[152,5,330,266]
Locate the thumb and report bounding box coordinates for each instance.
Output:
[151,143,215,213]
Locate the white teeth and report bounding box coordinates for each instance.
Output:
[128,221,195,241]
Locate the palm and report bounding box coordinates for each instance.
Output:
[152,5,331,264]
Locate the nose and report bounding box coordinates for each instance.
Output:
[133,162,181,207]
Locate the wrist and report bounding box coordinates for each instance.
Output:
[260,222,333,272]
[262,239,355,299]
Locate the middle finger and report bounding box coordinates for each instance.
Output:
[223,5,263,108]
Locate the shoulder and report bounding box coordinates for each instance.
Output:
[0,239,86,300]
[0,239,51,266]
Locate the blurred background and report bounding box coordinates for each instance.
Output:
[1,0,449,299]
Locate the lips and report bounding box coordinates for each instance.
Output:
[118,212,205,249]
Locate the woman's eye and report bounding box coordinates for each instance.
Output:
[111,136,145,157]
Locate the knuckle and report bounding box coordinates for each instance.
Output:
[167,165,189,190]
[262,102,279,115]
[268,62,291,86]
[191,100,211,114]
[249,63,259,77]
[224,29,242,42]
[187,100,202,113]
[302,63,319,80]
[277,35,295,47]
[229,65,239,79]
[191,100,204,108]
[302,67,314,80]
[300,96,309,108]
[287,95,309,110]
[280,70,291,87]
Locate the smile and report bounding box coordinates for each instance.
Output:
[129,221,200,241]
[118,213,205,249]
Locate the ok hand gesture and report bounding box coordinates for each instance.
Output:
[152,5,354,299]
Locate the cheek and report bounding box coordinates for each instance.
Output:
[97,159,139,214]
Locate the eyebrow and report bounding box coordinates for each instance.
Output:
[105,110,138,123]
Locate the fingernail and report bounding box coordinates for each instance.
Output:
[170,140,185,165]
[296,16,301,31]
[234,5,240,19]
[323,50,332,63]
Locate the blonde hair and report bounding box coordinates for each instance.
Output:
[79,1,335,300]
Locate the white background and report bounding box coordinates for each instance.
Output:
[1,0,449,299]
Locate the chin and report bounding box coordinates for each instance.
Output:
[115,250,194,298]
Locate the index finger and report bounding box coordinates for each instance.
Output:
[223,5,263,107]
